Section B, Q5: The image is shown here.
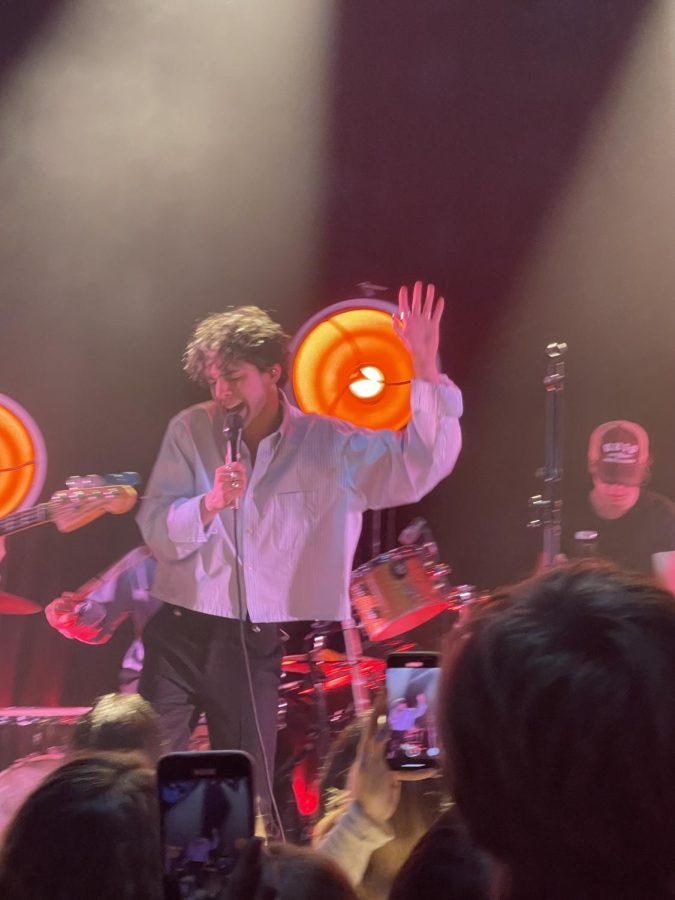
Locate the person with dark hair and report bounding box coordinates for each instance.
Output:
[0,752,163,900]
[222,838,358,900]
[261,842,359,900]
[136,284,463,822]
[388,806,492,900]
[440,560,675,900]
[565,420,675,588]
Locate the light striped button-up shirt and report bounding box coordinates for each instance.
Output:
[137,378,462,623]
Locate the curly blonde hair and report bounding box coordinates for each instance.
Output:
[183,306,291,386]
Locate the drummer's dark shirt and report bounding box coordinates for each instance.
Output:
[565,489,675,575]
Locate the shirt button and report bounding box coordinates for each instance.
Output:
[246,528,254,536]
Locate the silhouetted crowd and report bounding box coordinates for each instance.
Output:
[3,559,675,900]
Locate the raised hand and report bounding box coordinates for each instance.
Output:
[393,281,444,383]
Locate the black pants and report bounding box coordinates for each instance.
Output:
[139,603,282,815]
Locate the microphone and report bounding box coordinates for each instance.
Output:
[223,413,244,463]
[223,413,244,510]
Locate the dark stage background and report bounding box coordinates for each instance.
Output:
[2,0,675,705]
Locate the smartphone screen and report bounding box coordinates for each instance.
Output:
[158,751,254,900]
[385,651,441,770]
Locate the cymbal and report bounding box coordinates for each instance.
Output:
[284,655,386,693]
[311,648,345,663]
[281,654,310,674]
[0,591,41,615]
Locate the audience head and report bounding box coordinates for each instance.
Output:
[70,692,164,764]
[0,751,162,900]
[262,842,358,900]
[389,807,492,900]
[440,561,675,899]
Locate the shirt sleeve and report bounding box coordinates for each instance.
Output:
[315,801,394,886]
[344,376,463,510]
[136,417,215,561]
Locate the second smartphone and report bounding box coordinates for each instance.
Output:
[158,750,255,900]
[385,650,441,770]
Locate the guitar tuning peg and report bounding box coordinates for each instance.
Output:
[66,473,140,488]
[66,474,104,489]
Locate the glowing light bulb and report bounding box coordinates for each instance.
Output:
[349,366,385,399]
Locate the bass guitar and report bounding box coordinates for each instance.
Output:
[0,484,137,538]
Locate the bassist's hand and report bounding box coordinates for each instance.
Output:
[45,592,80,630]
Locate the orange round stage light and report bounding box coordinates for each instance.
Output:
[0,395,47,518]
[289,300,414,430]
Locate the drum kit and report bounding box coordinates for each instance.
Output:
[280,541,478,706]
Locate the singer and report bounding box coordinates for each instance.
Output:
[136,285,463,823]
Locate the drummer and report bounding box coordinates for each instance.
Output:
[564,420,675,591]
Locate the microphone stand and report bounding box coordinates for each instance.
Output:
[529,342,567,568]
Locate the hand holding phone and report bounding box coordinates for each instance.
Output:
[351,695,401,826]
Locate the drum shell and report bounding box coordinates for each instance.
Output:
[0,707,90,771]
[350,547,449,641]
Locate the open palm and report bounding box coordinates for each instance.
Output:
[393,281,444,380]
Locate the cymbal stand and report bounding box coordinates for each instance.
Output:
[341,617,371,716]
[528,342,567,567]
[305,622,333,764]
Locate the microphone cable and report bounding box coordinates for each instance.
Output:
[231,494,286,843]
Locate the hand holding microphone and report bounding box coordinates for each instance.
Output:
[201,412,247,524]
[203,461,248,516]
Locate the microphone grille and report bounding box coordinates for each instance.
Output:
[224,412,244,434]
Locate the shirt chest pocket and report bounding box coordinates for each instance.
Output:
[270,489,319,552]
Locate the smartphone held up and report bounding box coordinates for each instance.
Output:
[385,651,441,771]
[158,750,254,900]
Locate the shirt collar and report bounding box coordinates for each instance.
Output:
[273,390,295,447]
